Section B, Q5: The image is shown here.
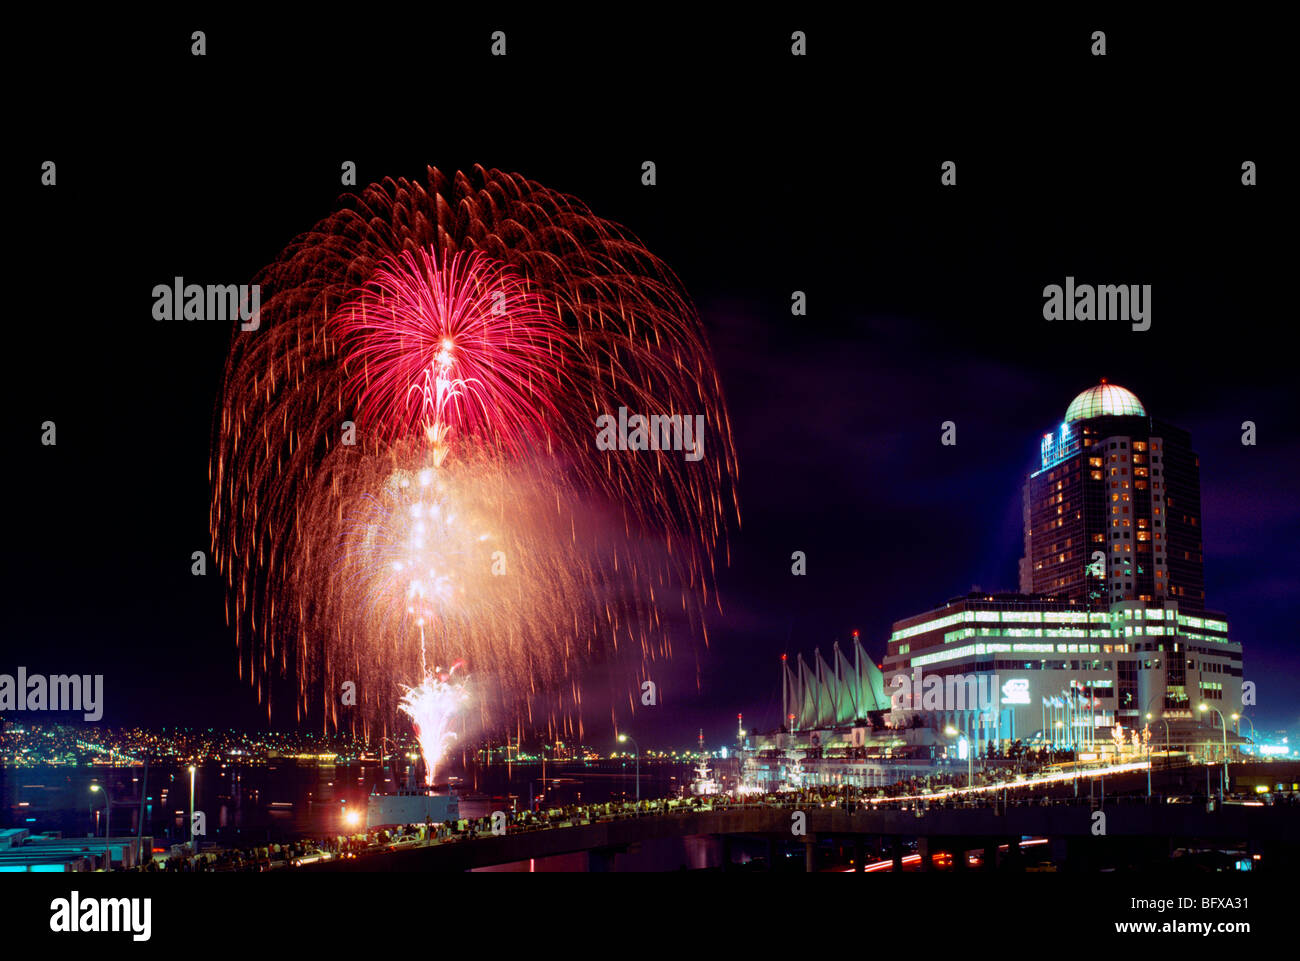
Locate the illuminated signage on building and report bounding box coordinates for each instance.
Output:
[1001,678,1031,705]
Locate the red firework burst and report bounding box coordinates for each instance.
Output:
[333,248,570,458]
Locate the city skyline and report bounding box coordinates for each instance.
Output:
[7,365,1294,746]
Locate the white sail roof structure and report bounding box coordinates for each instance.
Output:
[782,638,890,731]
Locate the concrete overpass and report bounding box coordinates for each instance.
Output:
[305,799,1300,872]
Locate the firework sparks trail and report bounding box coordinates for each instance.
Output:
[210,165,739,746]
[398,662,470,785]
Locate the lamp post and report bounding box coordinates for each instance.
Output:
[188,764,197,851]
[1144,697,1175,738]
[1198,704,1228,804]
[1145,711,1169,796]
[536,743,548,810]
[944,726,972,788]
[1234,714,1254,742]
[89,783,114,869]
[1229,713,1243,793]
[1144,691,1172,767]
[1144,728,1152,798]
[89,783,112,838]
[618,734,640,802]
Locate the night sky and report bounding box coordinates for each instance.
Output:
[7,14,1294,750]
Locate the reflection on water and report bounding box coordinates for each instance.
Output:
[3,759,696,844]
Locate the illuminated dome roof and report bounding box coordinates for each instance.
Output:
[1064,380,1145,423]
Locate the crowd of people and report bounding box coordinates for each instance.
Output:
[133,840,323,872]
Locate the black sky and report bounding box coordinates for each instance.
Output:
[6,13,1294,750]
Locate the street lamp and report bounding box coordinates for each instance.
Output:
[538,743,548,807]
[1144,709,1171,756]
[1143,691,1173,780]
[1145,711,1169,796]
[90,784,114,869]
[1233,714,1248,735]
[188,765,197,851]
[1142,724,1152,798]
[89,783,112,837]
[1235,714,1255,747]
[1198,704,1229,804]
[944,726,973,788]
[618,734,640,802]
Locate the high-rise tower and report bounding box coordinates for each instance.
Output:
[1020,380,1205,609]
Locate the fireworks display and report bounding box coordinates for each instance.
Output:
[398,661,470,785]
[210,165,738,751]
